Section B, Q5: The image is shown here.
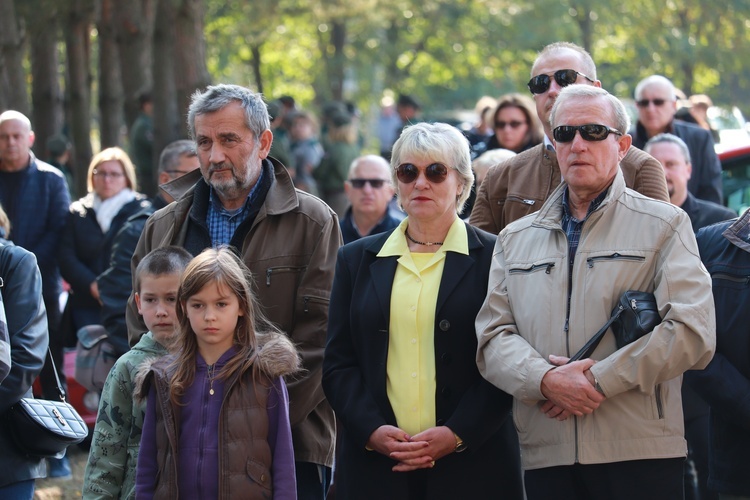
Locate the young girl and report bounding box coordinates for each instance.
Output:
[135,247,300,499]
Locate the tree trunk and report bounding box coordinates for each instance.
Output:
[63,0,94,197]
[112,0,155,129]
[25,0,65,159]
[98,0,124,148]
[329,21,347,102]
[152,0,180,165]
[174,0,211,137]
[251,44,263,95]
[0,0,31,116]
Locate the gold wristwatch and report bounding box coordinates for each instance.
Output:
[454,433,467,453]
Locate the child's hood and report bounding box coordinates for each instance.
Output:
[256,331,301,379]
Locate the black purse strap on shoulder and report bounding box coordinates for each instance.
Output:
[566,302,627,363]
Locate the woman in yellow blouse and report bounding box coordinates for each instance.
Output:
[323,122,522,499]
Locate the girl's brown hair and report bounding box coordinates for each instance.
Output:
[167,246,280,405]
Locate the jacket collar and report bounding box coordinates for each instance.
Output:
[163,156,300,216]
[364,222,484,322]
[532,168,626,230]
[723,207,750,253]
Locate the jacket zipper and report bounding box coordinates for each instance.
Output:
[266,265,306,286]
[303,295,329,313]
[586,253,645,268]
[508,262,555,275]
[507,195,535,206]
[712,272,750,284]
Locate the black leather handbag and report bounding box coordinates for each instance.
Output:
[568,291,661,362]
[4,348,89,457]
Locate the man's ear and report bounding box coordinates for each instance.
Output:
[135,292,142,315]
[258,129,273,159]
[28,130,36,148]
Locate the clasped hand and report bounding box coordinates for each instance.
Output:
[366,424,456,472]
[539,355,605,420]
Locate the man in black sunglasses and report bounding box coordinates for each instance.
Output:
[630,75,723,205]
[477,84,715,500]
[470,42,668,234]
[340,155,403,244]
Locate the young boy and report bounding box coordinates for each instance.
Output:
[83,246,192,499]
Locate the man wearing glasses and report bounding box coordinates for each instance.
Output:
[470,42,668,234]
[340,155,403,244]
[630,75,723,205]
[476,85,716,500]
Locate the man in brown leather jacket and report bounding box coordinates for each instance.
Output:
[470,42,669,234]
[126,84,341,499]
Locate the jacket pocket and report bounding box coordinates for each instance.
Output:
[712,272,750,288]
[246,459,272,491]
[260,265,307,332]
[508,262,555,275]
[506,195,536,207]
[585,253,645,268]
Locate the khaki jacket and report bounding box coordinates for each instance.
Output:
[126,159,341,466]
[469,143,669,234]
[476,171,715,470]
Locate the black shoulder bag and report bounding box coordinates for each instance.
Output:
[568,290,661,363]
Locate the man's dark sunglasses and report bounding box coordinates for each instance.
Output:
[527,69,595,95]
[395,163,449,184]
[553,124,623,143]
[349,178,387,189]
[636,98,668,108]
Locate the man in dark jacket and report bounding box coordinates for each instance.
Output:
[645,133,735,232]
[126,84,341,499]
[0,110,70,402]
[686,210,750,499]
[98,140,198,355]
[630,75,723,205]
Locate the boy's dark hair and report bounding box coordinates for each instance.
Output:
[134,246,193,292]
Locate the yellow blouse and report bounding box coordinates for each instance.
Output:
[377,217,468,436]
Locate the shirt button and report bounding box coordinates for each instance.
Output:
[411,372,417,378]
[411,306,416,311]
[416,278,421,283]
[412,406,418,412]
[411,338,417,344]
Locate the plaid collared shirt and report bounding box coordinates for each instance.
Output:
[561,187,608,322]
[206,168,265,247]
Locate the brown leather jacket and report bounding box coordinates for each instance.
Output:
[126,158,341,467]
[469,143,669,234]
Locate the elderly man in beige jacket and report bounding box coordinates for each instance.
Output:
[476,85,715,500]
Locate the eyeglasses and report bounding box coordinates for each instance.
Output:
[495,120,526,129]
[349,178,387,189]
[395,163,449,184]
[553,124,623,143]
[636,98,668,108]
[527,69,595,95]
[92,170,124,179]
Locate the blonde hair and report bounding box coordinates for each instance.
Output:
[0,203,10,237]
[86,147,138,193]
[168,247,281,405]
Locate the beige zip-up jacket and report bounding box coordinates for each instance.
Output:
[476,170,715,470]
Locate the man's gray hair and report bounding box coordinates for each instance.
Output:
[634,75,676,102]
[158,139,197,174]
[550,86,631,134]
[532,42,597,81]
[348,154,391,180]
[390,122,474,214]
[187,84,270,140]
[644,133,692,164]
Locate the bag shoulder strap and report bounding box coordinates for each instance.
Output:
[567,304,627,363]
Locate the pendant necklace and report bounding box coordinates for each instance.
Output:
[207,363,216,396]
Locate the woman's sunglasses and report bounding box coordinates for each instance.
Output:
[552,124,623,143]
[495,120,526,129]
[527,69,594,95]
[395,163,449,184]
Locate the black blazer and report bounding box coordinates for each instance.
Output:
[322,222,522,500]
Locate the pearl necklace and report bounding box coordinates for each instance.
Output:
[405,228,444,246]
